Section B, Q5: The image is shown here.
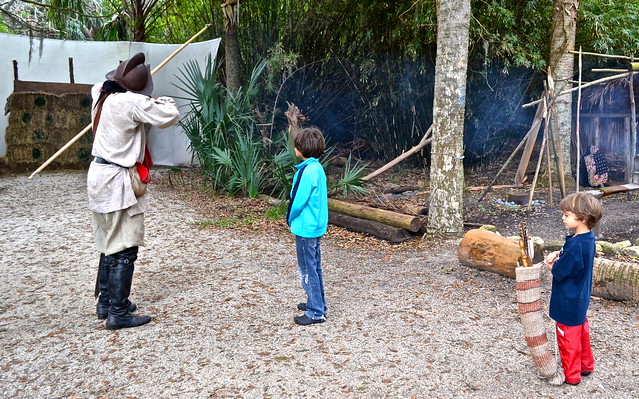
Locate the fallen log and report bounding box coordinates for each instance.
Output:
[328,211,412,243]
[459,230,639,302]
[592,258,639,302]
[382,185,422,194]
[457,229,521,278]
[328,198,422,232]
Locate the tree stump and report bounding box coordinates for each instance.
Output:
[457,229,521,278]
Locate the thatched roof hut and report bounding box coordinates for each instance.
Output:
[5,80,93,173]
[573,73,639,183]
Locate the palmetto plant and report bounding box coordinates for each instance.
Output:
[174,55,267,197]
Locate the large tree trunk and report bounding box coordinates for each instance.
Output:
[549,0,579,179]
[426,0,470,239]
[222,0,242,93]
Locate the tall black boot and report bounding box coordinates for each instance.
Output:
[95,253,136,320]
[105,247,151,330]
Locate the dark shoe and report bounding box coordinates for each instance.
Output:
[294,315,325,325]
[106,313,152,330]
[581,371,592,376]
[97,302,137,320]
[297,303,328,312]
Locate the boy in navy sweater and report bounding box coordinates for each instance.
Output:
[544,192,603,385]
[287,127,329,325]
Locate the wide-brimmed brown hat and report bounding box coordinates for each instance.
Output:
[105,52,153,96]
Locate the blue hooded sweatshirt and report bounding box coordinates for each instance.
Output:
[288,157,328,238]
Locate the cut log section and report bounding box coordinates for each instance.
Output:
[457,229,521,278]
[592,258,639,302]
[328,198,422,232]
[328,211,413,243]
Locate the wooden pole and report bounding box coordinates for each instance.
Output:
[546,75,567,198]
[630,56,637,184]
[523,72,630,108]
[576,47,583,192]
[545,117,554,206]
[527,97,548,209]
[477,125,536,202]
[68,57,75,84]
[362,125,433,181]
[514,101,544,185]
[28,24,211,180]
[567,50,632,60]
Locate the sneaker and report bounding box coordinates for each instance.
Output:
[581,371,592,376]
[297,303,328,312]
[293,315,325,325]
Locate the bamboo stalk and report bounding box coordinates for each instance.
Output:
[591,68,627,73]
[28,24,211,179]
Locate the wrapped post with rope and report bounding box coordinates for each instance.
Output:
[515,222,564,385]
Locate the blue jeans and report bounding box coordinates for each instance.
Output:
[295,236,326,320]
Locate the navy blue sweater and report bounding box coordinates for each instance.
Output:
[549,231,596,326]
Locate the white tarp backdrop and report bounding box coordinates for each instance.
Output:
[0,33,221,166]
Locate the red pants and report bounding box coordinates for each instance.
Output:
[556,318,594,384]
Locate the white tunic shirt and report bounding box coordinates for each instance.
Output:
[87,83,180,216]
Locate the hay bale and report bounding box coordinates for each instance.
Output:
[5,85,93,173]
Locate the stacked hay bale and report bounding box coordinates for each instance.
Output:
[5,81,93,172]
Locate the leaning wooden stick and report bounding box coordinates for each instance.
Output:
[362,125,433,181]
[28,24,211,180]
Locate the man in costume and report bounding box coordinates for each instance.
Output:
[88,53,179,330]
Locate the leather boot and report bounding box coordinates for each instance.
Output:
[95,253,136,319]
[105,247,151,330]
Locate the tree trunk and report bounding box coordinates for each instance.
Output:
[457,229,521,279]
[222,0,242,93]
[328,199,421,232]
[549,0,579,179]
[328,212,413,243]
[426,0,470,239]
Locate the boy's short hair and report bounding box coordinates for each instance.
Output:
[294,127,325,159]
[559,192,604,229]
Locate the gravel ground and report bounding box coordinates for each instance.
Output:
[1,171,638,398]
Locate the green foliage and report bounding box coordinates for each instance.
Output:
[264,204,287,220]
[328,154,369,198]
[175,55,267,198]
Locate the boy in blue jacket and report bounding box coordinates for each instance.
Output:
[544,192,603,385]
[287,127,329,325]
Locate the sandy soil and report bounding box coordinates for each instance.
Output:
[1,171,638,398]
